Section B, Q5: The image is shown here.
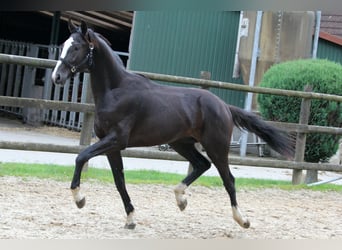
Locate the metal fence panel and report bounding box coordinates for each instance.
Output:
[0,40,89,131]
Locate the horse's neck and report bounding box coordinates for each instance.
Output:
[90,39,128,102]
[89,35,156,105]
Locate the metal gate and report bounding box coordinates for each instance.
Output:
[0,40,128,131]
[0,39,90,130]
[0,39,128,131]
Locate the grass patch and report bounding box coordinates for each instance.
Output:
[0,162,341,192]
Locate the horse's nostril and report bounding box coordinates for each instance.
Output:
[52,73,61,84]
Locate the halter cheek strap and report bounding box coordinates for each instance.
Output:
[60,43,94,74]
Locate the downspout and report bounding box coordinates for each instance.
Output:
[304,11,321,184]
[232,11,244,78]
[49,11,61,45]
[312,11,321,59]
[127,11,137,69]
[240,11,263,157]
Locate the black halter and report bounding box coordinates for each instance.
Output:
[60,42,94,73]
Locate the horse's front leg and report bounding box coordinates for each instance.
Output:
[106,150,136,229]
[70,133,119,208]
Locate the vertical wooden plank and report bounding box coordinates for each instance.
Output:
[60,78,70,127]
[78,73,91,130]
[339,141,342,165]
[51,49,62,126]
[79,74,94,145]
[0,43,10,96]
[79,73,94,172]
[43,45,59,124]
[12,44,26,115]
[21,44,39,125]
[5,45,18,96]
[69,73,80,129]
[305,167,318,183]
[292,85,312,184]
[4,44,18,113]
[51,84,61,124]
[12,44,26,97]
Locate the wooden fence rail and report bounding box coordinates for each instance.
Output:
[0,53,56,68]
[1,53,342,178]
[136,71,342,103]
[1,95,341,135]
[0,140,341,172]
[0,95,94,113]
[1,53,342,103]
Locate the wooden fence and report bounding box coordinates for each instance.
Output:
[0,53,342,183]
[0,41,128,129]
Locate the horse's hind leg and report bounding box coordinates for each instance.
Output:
[217,160,250,228]
[169,140,211,211]
[107,150,136,229]
[204,144,250,229]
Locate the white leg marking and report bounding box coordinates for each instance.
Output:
[232,205,250,228]
[124,211,136,229]
[174,183,188,211]
[126,211,135,225]
[71,187,84,203]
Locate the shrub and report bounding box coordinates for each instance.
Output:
[258,59,342,163]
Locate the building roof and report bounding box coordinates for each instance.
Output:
[320,12,342,46]
[39,11,133,33]
[321,12,342,37]
[40,11,342,47]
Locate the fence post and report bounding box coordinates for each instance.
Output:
[79,74,95,172]
[292,85,313,184]
[22,45,43,126]
[187,71,211,175]
[339,141,342,165]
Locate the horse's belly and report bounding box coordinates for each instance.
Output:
[127,116,193,147]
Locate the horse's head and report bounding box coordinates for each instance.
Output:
[52,20,94,85]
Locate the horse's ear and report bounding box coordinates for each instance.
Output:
[68,18,77,33]
[80,20,88,36]
[86,29,97,45]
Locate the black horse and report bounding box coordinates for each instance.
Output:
[51,20,294,230]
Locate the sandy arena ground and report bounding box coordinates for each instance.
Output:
[1,116,342,239]
[1,176,342,239]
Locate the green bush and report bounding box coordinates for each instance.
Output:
[258,59,342,163]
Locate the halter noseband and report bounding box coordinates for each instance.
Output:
[60,42,94,73]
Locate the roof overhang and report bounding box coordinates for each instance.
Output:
[319,31,342,46]
[39,11,133,32]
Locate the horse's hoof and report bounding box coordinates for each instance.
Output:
[124,223,136,230]
[75,197,86,209]
[178,198,187,211]
[242,220,250,229]
[237,219,250,229]
[232,206,250,229]
[174,183,188,211]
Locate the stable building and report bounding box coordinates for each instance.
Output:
[0,11,341,148]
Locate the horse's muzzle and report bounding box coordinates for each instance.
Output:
[51,63,70,86]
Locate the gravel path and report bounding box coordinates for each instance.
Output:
[1,176,342,239]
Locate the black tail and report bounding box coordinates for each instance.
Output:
[228,105,294,159]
